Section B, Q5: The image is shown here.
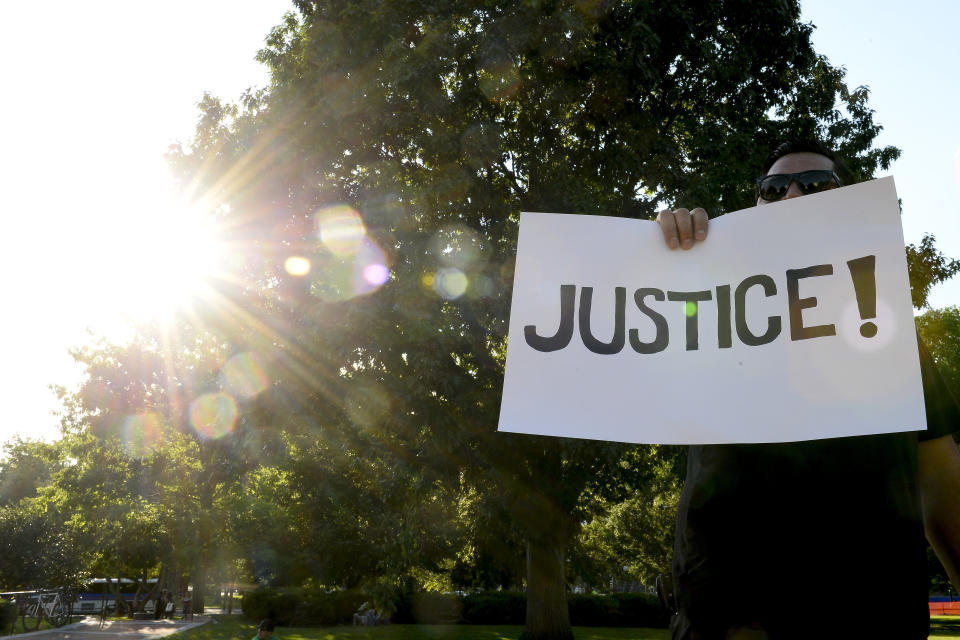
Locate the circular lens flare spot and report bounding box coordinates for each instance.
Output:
[220,352,269,399]
[472,274,494,298]
[121,412,163,457]
[189,392,238,439]
[434,268,469,299]
[363,263,389,286]
[316,205,366,256]
[284,256,311,276]
[684,301,697,317]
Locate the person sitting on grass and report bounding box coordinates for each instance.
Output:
[353,602,376,626]
[253,619,279,640]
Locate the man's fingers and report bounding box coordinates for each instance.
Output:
[656,209,680,249]
[673,207,694,249]
[657,207,710,250]
[691,207,709,242]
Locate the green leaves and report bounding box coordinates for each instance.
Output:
[907,234,960,309]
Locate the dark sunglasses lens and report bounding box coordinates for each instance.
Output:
[797,171,839,194]
[758,176,790,201]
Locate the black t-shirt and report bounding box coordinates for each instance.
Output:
[671,337,959,640]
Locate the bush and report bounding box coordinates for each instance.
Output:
[296,589,365,626]
[411,592,463,624]
[242,588,298,626]
[242,588,668,628]
[241,587,365,626]
[0,599,17,634]
[569,593,670,628]
[461,592,526,625]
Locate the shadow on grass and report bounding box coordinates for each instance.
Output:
[177,618,670,640]
[931,615,960,637]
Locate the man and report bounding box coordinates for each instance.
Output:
[253,619,279,640]
[656,141,960,639]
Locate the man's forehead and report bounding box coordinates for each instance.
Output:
[767,151,834,175]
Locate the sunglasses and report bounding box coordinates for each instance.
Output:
[756,170,841,202]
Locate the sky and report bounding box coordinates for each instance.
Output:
[0,1,958,446]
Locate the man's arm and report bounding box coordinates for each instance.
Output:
[919,433,960,591]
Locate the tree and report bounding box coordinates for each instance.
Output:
[907,236,960,310]
[916,307,960,398]
[0,501,82,590]
[0,438,63,507]
[165,2,910,638]
[0,439,84,591]
[571,458,680,591]
[50,325,270,610]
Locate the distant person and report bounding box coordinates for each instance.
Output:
[253,619,279,640]
[181,591,192,621]
[353,601,381,626]
[153,590,166,621]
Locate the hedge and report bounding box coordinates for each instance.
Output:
[243,588,668,628]
[461,591,526,624]
[242,587,365,626]
[0,599,17,634]
[569,593,670,628]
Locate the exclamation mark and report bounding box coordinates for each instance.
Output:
[847,255,878,338]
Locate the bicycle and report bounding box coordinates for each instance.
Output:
[16,589,71,632]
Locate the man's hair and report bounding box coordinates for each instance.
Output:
[258,619,276,632]
[761,139,838,175]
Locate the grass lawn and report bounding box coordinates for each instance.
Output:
[2,615,86,636]
[932,615,960,638]
[177,617,671,640]
[174,615,960,640]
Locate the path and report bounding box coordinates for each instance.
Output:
[12,616,210,640]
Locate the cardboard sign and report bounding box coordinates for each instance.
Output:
[498,177,926,444]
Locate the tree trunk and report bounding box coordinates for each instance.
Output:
[191,567,206,611]
[109,580,129,616]
[522,537,573,640]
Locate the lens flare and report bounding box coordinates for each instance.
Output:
[480,65,520,100]
[432,225,485,269]
[220,352,269,399]
[684,302,697,317]
[121,412,163,457]
[461,122,503,170]
[189,392,238,440]
[353,238,389,295]
[363,263,390,286]
[434,268,469,299]
[310,236,389,301]
[345,385,393,430]
[284,256,311,276]
[471,274,495,298]
[316,205,366,256]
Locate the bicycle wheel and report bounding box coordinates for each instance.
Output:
[51,600,70,627]
[20,604,42,632]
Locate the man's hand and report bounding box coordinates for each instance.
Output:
[656,207,709,249]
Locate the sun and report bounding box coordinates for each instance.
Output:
[116,201,224,314]
[75,191,227,340]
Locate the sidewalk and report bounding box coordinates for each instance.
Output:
[11,615,210,640]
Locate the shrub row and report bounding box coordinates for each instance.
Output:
[0,599,17,634]
[242,588,668,628]
[242,588,366,626]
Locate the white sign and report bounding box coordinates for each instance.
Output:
[498,177,926,444]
